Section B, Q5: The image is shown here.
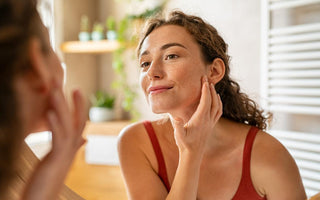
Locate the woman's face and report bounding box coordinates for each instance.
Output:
[30,23,64,133]
[139,25,209,114]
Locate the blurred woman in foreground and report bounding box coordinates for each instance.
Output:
[0,0,86,199]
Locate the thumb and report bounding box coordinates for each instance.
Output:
[172,117,186,139]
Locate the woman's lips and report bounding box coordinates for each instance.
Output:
[148,85,173,94]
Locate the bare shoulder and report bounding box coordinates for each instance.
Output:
[252,130,294,169]
[118,121,146,146]
[117,120,169,199]
[252,130,306,199]
[117,120,158,159]
[117,121,149,166]
[118,119,165,147]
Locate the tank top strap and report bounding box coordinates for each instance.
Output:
[242,126,259,179]
[143,121,171,191]
[232,126,267,200]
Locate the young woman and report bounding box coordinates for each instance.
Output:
[0,0,85,199]
[118,11,306,200]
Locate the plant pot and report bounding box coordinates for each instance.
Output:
[78,31,91,41]
[91,31,104,41]
[106,30,117,40]
[89,107,114,122]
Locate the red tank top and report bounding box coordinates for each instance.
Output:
[143,121,267,200]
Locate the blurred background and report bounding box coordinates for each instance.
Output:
[25,0,320,199]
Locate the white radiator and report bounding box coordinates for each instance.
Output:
[262,21,320,114]
[261,0,320,197]
[261,1,320,115]
[270,130,320,197]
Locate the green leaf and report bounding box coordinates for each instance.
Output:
[106,16,116,30]
[90,91,115,109]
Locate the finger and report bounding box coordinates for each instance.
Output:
[190,76,212,122]
[210,83,220,118]
[172,117,186,141]
[75,137,87,150]
[215,94,223,120]
[47,110,63,145]
[50,87,70,133]
[78,138,87,149]
[72,89,86,133]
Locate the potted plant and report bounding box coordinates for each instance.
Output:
[89,91,115,122]
[78,15,91,41]
[106,16,117,40]
[91,22,104,41]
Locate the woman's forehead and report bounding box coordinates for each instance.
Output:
[140,25,199,56]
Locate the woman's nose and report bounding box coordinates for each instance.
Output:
[147,60,164,80]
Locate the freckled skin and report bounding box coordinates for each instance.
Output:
[139,25,210,115]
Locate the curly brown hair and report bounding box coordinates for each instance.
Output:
[137,11,270,130]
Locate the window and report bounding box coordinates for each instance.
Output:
[38,0,55,47]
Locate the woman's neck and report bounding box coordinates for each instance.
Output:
[168,103,198,124]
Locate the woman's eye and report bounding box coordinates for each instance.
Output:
[140,62,150,68]
[165,54,178,60]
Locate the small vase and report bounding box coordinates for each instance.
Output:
[106,30,117,40]
[89,107,114,122]
[91,31,104,41]
[78,32,91,41]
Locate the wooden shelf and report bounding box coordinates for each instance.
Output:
[60,40,120,54]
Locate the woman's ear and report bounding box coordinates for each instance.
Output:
[207,58,225,84]
[27,38,50,94]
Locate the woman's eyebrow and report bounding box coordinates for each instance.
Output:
[140,50,149,57]
[139,42,187,58]
[160,42,187,51]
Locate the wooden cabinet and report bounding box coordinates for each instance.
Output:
[65,120,130,200]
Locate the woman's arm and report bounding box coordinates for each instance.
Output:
[252,133,307,200]
[22,85,86,200]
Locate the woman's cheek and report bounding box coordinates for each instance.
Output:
[139,73,149,99]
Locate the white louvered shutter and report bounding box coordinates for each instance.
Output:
[261,0,320,197]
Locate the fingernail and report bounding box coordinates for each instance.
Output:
[205,76,208,82]
[210,83,214,88]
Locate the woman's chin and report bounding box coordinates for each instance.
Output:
[150,103,182,115]
[151,105,168,114]
[152,109,165,114]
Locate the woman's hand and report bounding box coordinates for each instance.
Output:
[47,81,86,157]
[165,76,223,200]
[172,76,223,157]
[22,80,87,200]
